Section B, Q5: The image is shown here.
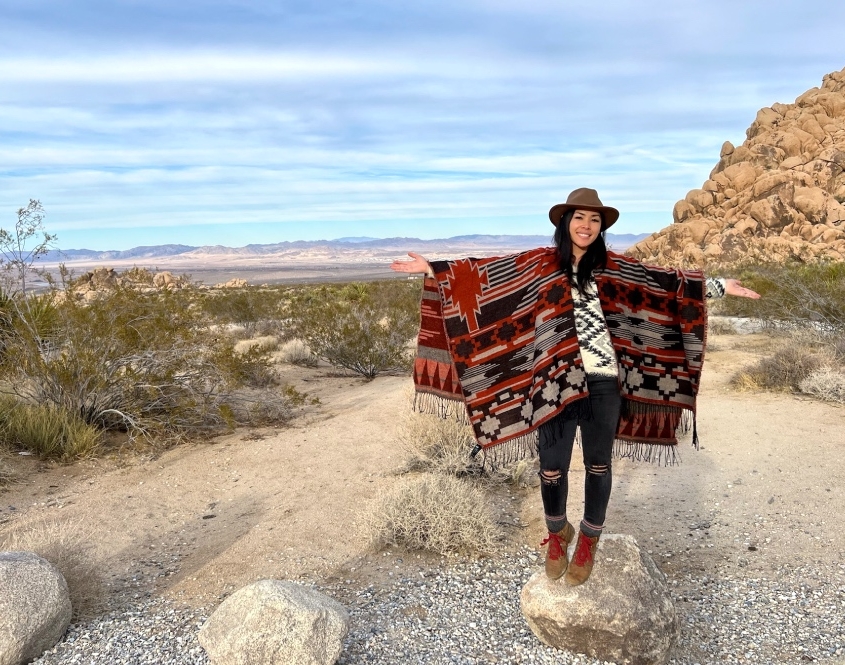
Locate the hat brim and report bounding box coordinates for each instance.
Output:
[549,203,619,229]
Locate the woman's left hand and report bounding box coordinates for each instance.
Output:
[725,279,761,299]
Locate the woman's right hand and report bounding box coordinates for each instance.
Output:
[390,252,432,275]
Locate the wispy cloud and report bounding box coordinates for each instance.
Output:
[1,1,844,248]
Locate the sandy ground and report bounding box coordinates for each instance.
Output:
[1,332,843,609]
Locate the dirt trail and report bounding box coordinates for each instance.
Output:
[1,333,843,607]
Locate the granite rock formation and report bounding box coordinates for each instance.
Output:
[629,66,845,267]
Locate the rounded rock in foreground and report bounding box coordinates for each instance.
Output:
[0,551,72,665]
[198,579,349,665]
[520,534,677,665]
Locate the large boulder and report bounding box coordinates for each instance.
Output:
[198,580,349,665]
[0,551,72,665]
[152,271,177,289]
[520,534,677,665]
[628,65,845,268]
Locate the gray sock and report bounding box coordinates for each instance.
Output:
[545,515,569,533]
[580,519,603,538]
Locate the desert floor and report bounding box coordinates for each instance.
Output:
[1,331,843,611]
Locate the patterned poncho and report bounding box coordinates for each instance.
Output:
[413,248,708,465]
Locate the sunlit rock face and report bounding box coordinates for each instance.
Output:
[628,66,845,268]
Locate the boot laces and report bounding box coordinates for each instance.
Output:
[540,532,563,560]
[572,533,594,567]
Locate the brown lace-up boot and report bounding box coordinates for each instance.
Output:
[540,521,575,580]
[564,530,600,585]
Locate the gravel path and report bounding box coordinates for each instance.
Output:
[33,549,845,665]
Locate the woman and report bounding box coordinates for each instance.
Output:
[391,188,759,585]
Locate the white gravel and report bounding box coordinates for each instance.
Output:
[32,550,845,665]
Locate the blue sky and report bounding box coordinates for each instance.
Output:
[1,1,844,250]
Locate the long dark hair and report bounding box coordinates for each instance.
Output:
[553,210,608,297]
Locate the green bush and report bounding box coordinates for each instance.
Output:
[289,280,421,379]
[0,286,287,442]
[0,396,101,460]
[199,286,288,334]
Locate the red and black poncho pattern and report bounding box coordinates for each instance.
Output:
[412,248,708,464]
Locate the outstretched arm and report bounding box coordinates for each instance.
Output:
[390,252,434,277]
[705,277,761,300]
[724,279,761,300]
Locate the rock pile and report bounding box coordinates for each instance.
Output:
[629,66,845,267]
[68,268,187,302]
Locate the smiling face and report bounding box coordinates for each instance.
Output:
[568,208,603,261]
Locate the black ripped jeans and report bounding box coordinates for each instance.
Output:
[538,375,621,536]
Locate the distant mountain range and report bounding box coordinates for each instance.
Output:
[42,233,652,263]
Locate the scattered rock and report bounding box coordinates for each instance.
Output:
[0,551,72,665]
[198,579,349,665]
[215,278,249,289]
[629,65,845,267]
[520,534,678,665]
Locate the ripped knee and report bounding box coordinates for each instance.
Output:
[539,469,562,486]
[586,463,610,476]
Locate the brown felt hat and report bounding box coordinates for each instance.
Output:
[549,188,620,229]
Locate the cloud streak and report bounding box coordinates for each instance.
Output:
[1,1,844,249]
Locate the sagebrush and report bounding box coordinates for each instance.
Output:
[366,473,499,556]
[731,342,824,392]
[799,368,845,404]
[400,413,481,477]
[276,338,318,367]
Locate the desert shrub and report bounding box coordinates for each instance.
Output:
[799,368,845,404]
[121,266,155,285]
[212,339,278,389]
[366,473,499,556]
[0,396,101,460]
[289,280,420,379]
[731,342,824,391]
[0,517,107,620]
[0,286,286,442]
[217,387,293,426]
[277,338,319,367]
[399,411,536,487]
[400,413,482,477]
[708,317,736,335]
[199,286,288,334]
[717,262,845,335]
[233,335,279,355]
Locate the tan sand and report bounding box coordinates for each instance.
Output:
[1,333,843,607]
